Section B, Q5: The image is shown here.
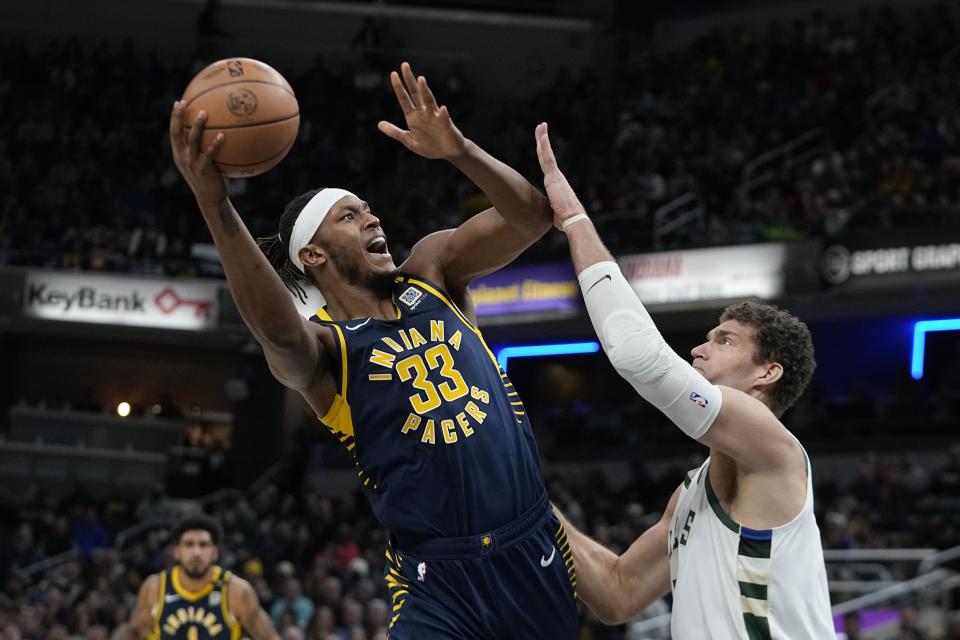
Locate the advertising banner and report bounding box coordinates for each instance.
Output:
[23,271,220,330]
[820,232,960,287]
[470,263,580,317]
[619,243,787,305]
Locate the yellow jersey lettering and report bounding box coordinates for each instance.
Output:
[408,327,428,348]
[471,386,490,404]
[421,419,436,444]
[382,336,404,353]
[441,419,458,444]
[396,354,442,413]
[401,413,422,434]
[425,344,469,402]
[465,401,487,424]
[448,330,462,351]
[430,319,445,342]
[163,606,223,636]
[398,329,414,350]
[369,349,396,369]
[447,329,463,351]
[456,411,474,437]
[188,627,198,640]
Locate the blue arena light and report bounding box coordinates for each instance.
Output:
[496,341,600,372]
[910,318,960,380]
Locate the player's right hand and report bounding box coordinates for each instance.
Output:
[535,122,586,230]
[169,100,227,208]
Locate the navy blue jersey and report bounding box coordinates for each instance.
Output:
[150,566,240,640]
[311,274,546,539]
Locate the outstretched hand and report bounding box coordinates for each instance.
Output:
[378,62,467,161]
[169,100,227,207]
[535,122,585,229]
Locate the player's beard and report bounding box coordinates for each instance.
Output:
[326,243,395,296]
[181,562,212,580]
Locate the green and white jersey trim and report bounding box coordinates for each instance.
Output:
[667,446,834,639]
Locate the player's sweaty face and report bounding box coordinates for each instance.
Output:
[323,197,396,279]
[175,531,217,578]
[690,320,765,392]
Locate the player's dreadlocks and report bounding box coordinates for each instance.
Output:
[256,188,323,304]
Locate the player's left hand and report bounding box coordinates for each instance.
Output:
[378,62,467,161]
[535,122,586,229]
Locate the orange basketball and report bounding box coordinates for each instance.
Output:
[181,58,299,178]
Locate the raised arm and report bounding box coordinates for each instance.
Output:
[534,123,799,474]
[553,488,678,625]
[228,576,281,640]
[170,102,330,394]
[379,63,553,290]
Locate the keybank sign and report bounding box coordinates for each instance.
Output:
[24,271,220,330]
[27,284,147,312]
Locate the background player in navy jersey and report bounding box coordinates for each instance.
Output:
[125,516,278,640]
[170,62,578,638]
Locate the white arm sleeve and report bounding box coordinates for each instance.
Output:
[578,261,721,440]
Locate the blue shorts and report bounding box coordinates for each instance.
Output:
[383,495,579,639]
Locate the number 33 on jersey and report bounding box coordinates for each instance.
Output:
[309,275,545,538]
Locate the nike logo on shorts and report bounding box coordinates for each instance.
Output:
[540,546,556,567]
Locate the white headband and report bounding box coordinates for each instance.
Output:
[288,188,357,272]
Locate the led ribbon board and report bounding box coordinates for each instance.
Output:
[496,342,600,372]
[910,318,960,380]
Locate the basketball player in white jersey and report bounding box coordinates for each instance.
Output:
[535,122,835,639]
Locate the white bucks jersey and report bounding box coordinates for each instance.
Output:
[667,454,834,639]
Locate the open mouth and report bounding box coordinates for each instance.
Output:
[366,236,389,255]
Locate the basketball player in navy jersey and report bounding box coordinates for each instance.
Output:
[125,516,278,640]
[170,62,578,638]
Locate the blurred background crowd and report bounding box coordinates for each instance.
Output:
[2,3,960,274]
[2,445,959,639]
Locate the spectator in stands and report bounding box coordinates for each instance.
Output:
[72,507,109,558]
[946,611,960,640]
[897,608,929,640]
[271,576,315,631]
[4,3,960,273]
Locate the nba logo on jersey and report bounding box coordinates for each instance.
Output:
[417,561,428,582]
[399,287,424,309]
[209,591,221,606]
[689,392,708,408]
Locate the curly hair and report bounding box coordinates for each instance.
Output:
[169,514,223,546]
[256,188,323,304]
[719,301,816,417]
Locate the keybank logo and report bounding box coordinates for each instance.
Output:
[27,283,146,312]
[23,272,220,331]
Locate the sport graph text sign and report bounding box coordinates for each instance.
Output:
[821,239,960,285]
[23,272,220,330]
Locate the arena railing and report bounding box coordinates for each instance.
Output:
[740,128,829,197]
[651,191,705,250]
[110,464,286,551]
[918,544,960,574]
[617,571,960,639]
[596,545,960,637]
[14,461,284,583]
